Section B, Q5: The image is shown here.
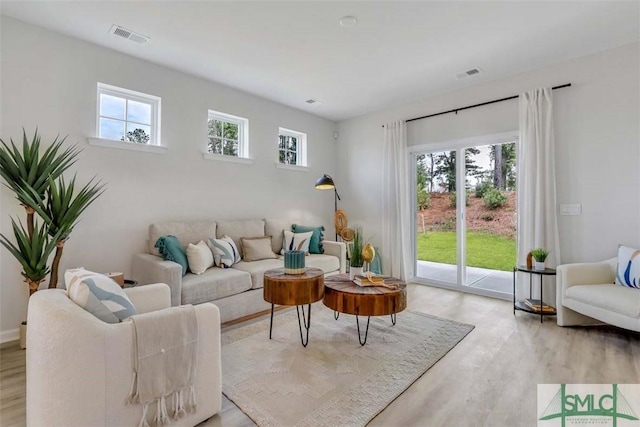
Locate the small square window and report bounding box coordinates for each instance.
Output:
[96,83,161,145]
[278,128,307,167]
[207,110,249,158]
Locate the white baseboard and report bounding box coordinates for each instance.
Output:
[0,328,19,344]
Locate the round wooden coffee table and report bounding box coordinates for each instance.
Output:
[263,267,324,347]
[323,274,407,345]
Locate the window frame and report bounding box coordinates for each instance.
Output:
[207,110,249,159]
[95,83,161,146]
[278,127,307,167]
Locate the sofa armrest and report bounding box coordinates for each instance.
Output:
[132,253,183,306]
[324,241,347,274]
[557,260,615,298]
[124,283,171,314]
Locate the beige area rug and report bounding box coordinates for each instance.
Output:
[221,304,474,427]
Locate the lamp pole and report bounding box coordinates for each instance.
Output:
[333,188,341,240]
[315,174,341,241]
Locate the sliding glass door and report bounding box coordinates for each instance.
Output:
[413,136,517,298]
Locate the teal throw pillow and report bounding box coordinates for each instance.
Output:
[292,224,325,254]
[155,235,189,276]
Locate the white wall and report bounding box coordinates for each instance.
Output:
[0,17,338,340]
[337,42,640,273]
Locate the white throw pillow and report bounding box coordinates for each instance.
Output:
[615,245,640,289]
[186,240,214,274]
[281,230,313,255]
[208,235,241,268]
[65,268,138,323]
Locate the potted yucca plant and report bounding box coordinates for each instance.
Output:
[0,129,103,348]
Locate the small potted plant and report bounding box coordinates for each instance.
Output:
[530,248,549,271]
[349,226,364,280]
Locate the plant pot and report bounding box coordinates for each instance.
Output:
[349,266,363,280]
[534,261,545,271]
[19,322,27,350]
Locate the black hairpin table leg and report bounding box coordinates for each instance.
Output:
[334,311,340,320]
[390,312,397,326]
[296,304,312,347]
[356,315,371,346]
[269,303,274,339]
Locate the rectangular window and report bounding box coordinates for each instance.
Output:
[207,110,249,158]
[96,83,161,145]
[278,128,307,166]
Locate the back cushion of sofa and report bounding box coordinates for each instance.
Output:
[265,219,293,254]
[216,219,265,257]
[148,221,217,256]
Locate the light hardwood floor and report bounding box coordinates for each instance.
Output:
[2,284,639,427]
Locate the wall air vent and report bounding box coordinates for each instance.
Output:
[109,25,150,44]
[456,68,482,79]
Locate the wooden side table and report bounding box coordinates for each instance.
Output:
[513,266,557,323]
[263,267,324,347]
[323,274,407,345]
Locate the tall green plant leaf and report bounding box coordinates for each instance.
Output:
[0,219,61,282]
[15,175,105,240]
[0,129,80,207]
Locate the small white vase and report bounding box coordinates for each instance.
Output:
[349,267,363,280]
[534,261,545,271]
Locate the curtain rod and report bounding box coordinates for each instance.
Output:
[382,83,571,127]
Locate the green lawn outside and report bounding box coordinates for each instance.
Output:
[416,231,516,271]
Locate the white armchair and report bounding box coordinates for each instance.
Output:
[26,283,222,427]
[556,258,640,332]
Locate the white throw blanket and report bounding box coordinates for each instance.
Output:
[127,305,198,427]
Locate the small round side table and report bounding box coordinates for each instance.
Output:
[263,267,324,347]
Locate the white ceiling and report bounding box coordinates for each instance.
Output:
[1,1,639,121]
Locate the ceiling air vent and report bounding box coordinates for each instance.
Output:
[109,25,150,44]
[456,68,482,79]
[305,99,322,105]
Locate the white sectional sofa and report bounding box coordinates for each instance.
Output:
[132,218,346,323]
[556,258,640,332]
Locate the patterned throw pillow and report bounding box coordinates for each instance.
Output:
[154,235,189,276]
[615,245,640,289]
[208,236,241,268]
[281,230,313,255]
[291,224,325,254]
[186,240,214,275]
[65,268,138,323]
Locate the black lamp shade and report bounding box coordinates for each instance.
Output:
[315,174,335,190]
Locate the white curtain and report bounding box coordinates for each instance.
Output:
[382,120,412,281]
[517,88,561,298]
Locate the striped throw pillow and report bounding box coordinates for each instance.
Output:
[65,268,138,323]
[208,236,241,268]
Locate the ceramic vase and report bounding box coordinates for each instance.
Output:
[349,266,363,281]
[534,261,545,271]
[284,250,305,275]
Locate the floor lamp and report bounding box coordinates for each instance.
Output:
[315,174,341,240]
